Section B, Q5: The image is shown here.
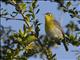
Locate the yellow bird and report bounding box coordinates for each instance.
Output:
[45,12,68,51]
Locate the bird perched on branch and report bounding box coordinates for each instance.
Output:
[45,12,68,51]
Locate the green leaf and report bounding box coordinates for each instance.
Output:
[69,9,75,14]
[19,29,24,37]
[32,1,37,9]
[69,9,78,17]
[19,29,22,35]
[32,13,35,19]
[20,56,27,60]
[26,14,32,17]
[69,34,76,41]
[18,3,26,13]
[75,11,78,14]
[29,6,33,13]
[24,35,37,44]
[36,9,40,14]
[23,24,27,33]
[77,15,80,19]
[70,14,74,18]
[72,41,80,46]
[77,32,80,34]
[25,14,31,22]
[66,1,71,7]
[23,24,28,37]
[14,36,22,42]
[78,55,80,60]
[66,21,78,31]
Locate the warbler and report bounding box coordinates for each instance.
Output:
[45,12,68,51]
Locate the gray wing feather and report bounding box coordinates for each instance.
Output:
[54,20,64,34]
[54,20,68,51]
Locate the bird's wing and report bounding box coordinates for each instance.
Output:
[54,20,68,51]
[53,20,64,35]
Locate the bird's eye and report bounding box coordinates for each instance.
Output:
[49,14,51,16]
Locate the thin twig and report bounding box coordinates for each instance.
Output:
[1,17,24,21]
[20,12,30,27]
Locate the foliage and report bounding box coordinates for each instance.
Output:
[0,0,80,60]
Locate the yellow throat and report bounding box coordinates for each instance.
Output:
[45,13,55,29]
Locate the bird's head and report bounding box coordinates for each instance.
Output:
[45,12,54,21]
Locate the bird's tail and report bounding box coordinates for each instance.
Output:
[62,38,68,51]
[61,33,69,51]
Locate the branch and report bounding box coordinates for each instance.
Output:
[44,47,56,60]
[37,37,56,60]
[1,17,24,21]
[20,12,30,27]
